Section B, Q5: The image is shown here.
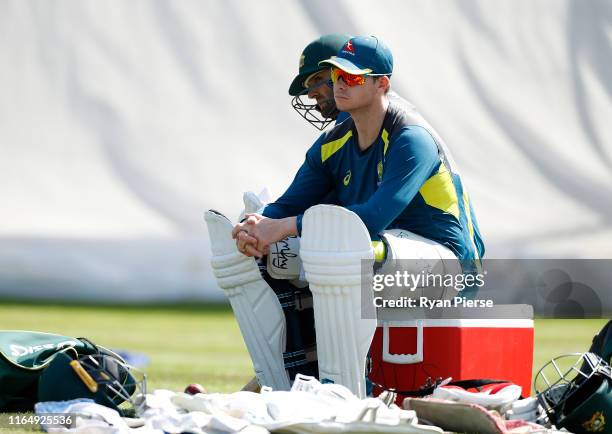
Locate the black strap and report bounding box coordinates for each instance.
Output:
[370,377,512,397]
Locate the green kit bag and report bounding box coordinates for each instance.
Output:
[0,330,101,411]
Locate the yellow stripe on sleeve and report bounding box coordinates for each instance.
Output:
[418,162,460,220]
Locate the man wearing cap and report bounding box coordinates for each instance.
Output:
[221,35,485,396]
[234,35,483,266]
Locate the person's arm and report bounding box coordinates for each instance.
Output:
[262,138,333,234]
[233,137,333,256]
[346,126,439,237]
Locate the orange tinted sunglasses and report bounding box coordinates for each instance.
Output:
[330,68,367,86]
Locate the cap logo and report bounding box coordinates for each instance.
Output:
[342,40,355,56]
[299,54,305,68]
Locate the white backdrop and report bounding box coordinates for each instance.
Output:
[1,0,611,301]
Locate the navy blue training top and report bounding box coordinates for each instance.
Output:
[263,102,481,262]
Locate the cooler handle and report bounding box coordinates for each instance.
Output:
[382,321,423,364]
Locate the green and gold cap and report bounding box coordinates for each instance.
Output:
[289,34,351,96]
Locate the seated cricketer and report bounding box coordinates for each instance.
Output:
[233,37,484,261]
[206,35,484,398]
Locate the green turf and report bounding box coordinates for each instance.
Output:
[0,303,607,432]
[0,303,252,394]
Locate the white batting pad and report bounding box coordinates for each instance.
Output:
[379,229,461,301]
[381,229,459,271]
[204,210,290,390]
[300,205,377,398]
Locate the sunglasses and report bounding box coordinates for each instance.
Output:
[330,68,368,87]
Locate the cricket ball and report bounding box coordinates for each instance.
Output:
[184,383,207,395]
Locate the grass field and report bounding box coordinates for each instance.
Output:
[0,302,608,432]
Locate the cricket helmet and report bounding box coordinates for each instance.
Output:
[290,34,350,130]
[535,352,612,433]
[38,351,146,417]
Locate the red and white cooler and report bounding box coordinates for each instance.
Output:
[368,314,534,399]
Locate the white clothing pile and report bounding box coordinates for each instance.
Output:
[35,375,442,434]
